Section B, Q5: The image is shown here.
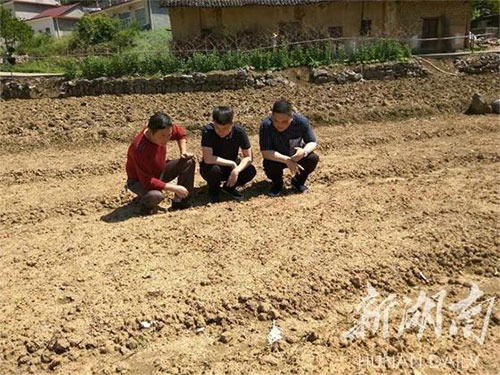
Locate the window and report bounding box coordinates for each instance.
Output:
[422,18,439,38]
[328,26,343,38]
[45,28,50,34]
[360,19,372,36]
[119,12,131,27]
[421,18,440,51]
[135,7,147,28]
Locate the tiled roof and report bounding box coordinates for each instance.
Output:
[29,3,79,20]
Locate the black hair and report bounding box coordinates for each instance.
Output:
[212,106,234,125]
[272,100,293,115]
[148,112,172,132]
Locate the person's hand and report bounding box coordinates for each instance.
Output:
[291,147,306,162]
[181,152,194,160]
[229,161,238,170]
[171,185,189,199]
[285,159,304,175]
[227,169,239,187]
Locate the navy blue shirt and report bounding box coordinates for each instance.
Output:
[201,123,251,162]
[259,113,316,156]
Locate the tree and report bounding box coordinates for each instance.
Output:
[72,14,121,47]
[471,0,500,19]
[70,14,138,53]
[0,8,34,50]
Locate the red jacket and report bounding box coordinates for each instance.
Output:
[126,125,186,190]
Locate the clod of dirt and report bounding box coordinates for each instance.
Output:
[269,309,280,320]
[48,357,62,371]
[219,331,233,344]
[115,363,130,373]
[49,338,70,354]
[305,331,320,342]
[257,303,272,313]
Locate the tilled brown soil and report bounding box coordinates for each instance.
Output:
[0,73,498,152]
[0,76,499,375]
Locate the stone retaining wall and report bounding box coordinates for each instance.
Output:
[309,61,429,84]
[1,54,497,100]
[454,53,500,74]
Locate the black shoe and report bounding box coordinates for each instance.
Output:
[209,191,220,204]
[291,178,309,193]
[268,182,283,197]
[139,205,159,215]
[171,200,191,210]
[221,185,243,201]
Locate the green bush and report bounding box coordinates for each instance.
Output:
[186,51,223,72]
[349,39,411,64]
[141,54,164,75]
[65,40,412,79]
[69,14,138,53]
[472,0,500,20]
[17,33,73,57]
[152,53,186,74]
[17,33,53,56]
[218,50,246,70]
[289,46,308,66]
[60,58,80,80]
[80,56,110,79]
[247,50,273,70]
[111,53,140,77]
[72,14,120,48]
[112,24,140,52]
[0,8,34,51]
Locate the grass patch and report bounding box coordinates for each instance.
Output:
[128,29,171,55]
[0,59,66,73]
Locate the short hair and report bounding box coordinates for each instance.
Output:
[212,106,234,125]
[148,112,172,132]
[272,100,292,115]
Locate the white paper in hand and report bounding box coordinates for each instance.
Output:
[267,320,283,345]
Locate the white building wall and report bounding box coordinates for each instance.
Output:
[34,0,60,5]
[56,18,79,36]
[12,3,50,20]
[26,17,56,36]
[0,2,15,15]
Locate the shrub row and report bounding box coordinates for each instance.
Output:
[63,40,412,80]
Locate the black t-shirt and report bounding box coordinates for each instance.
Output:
[201,123,251,161]
[259,113,316,156]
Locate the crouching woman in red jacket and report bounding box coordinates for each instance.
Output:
[126,112,195,214]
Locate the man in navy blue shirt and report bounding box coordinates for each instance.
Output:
[260,100,319,196]
[201,106,257,203]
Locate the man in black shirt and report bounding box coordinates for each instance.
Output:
[260,100,319,197]
[201,106,257,203]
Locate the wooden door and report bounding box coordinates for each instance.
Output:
[421,18,439,52]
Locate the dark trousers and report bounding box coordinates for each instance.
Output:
[263,152,319,186]
[127,158,195,209]
[200,161,257,194]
